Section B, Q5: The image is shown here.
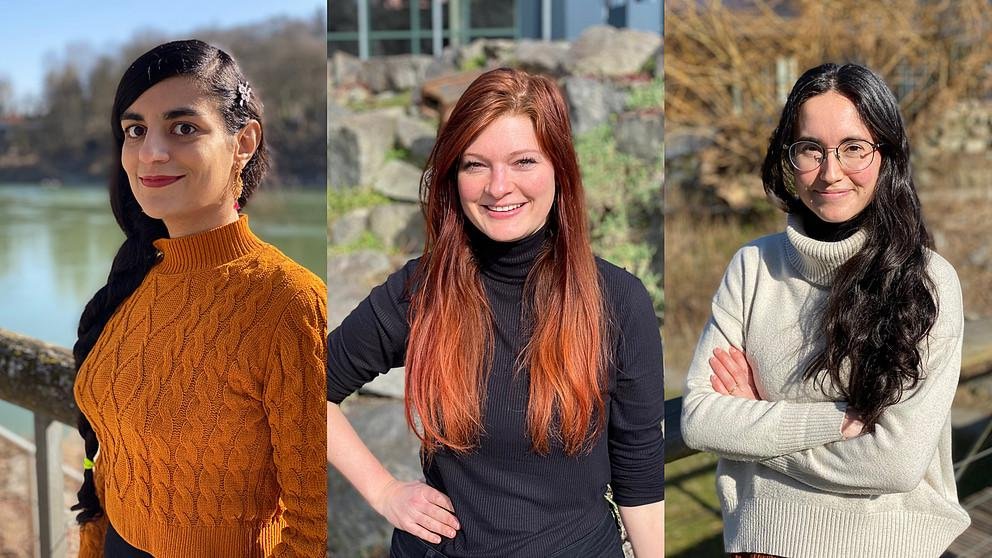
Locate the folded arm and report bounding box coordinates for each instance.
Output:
[759,332,962,495]
[680,249,848,461]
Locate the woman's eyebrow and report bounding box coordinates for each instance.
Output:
[120,107,201,122]
[163,107,201,120]
[462,149,541,161]
[794,135,871,144]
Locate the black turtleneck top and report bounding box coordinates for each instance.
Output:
[327,228,665,557]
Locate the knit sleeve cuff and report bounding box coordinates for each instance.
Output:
[777,400,847,454]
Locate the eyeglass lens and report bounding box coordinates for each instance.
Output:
[788,140,876,172]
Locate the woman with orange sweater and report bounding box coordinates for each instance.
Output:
[72,40,326,557]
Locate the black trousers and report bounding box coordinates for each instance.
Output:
[389,511,625,558]
[104,521,154,558]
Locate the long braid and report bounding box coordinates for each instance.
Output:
[70,38,267,524]
[71,201,167,522]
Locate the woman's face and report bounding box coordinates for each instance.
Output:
[120,76,257,238]
[457,114,556,243]
[793,91,881,224]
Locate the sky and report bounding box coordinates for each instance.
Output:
[0,0,324,105]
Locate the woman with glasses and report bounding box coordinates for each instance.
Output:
[681,63,970,557]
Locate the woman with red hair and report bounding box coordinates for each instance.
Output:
[327,68,665,557]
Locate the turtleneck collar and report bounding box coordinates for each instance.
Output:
[152,215,264,274]
[784,213,866,286]
[467,223,550,284]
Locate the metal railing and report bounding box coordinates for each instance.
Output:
[0,327,77,558]
[328,0,519,59]
[664,397,695,464]
[3,326,988,556]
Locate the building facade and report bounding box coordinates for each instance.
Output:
[329,0,662,58]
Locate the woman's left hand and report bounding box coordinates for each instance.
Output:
[709,347,761,400]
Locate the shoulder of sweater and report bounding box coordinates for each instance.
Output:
[594,256,647,293]
[248,242,326,299]
[717,230,789,280]
[924,248,960,288]
[381,256,423,291]
[737,230,788,261]
[924,249,963,338]
[396,256,423,278]
[593,256,654,313]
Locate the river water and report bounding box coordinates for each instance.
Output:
[0,183,326,438]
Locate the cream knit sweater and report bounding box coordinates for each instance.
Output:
[681,215,970,558]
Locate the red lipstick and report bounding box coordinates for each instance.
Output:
[140,175,184,188]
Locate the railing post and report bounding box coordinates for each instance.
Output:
[665,397,698,462]
[34,414,66,558]
[432,0,443,58]
[357,0,369,60]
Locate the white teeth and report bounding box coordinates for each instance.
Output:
[488,203,523,212]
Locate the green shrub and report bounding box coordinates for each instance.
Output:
[627,77,664,111]
[576,125,664,317]
[345,90,412,112]
[327,230,390,256]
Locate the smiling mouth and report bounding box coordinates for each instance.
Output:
[813,189,851,196]
[485,202,525,213]
[140,175,185,188]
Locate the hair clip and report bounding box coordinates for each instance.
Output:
[236,81,252,107]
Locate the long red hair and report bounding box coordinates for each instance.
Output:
[406,68,608,456]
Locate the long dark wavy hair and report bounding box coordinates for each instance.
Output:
[761,63,936,431]
[72,39,268,524]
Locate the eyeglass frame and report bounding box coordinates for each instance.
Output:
[783,139,884,172]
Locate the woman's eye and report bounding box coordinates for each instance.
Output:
[124,124,145,139]
[172,123,197,136]
[516,157,538,167]
[462,160,484,170]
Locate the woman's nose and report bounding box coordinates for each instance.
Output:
[138,130,170,165]
[486,165,511,198]
[819,149,844,182]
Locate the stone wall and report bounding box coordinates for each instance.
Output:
[916,100,992,320]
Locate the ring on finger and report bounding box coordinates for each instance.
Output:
[729,384,739,394]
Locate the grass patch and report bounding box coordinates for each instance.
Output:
[345,89,412,112]
[627,77,664,111]
[460,53,487,71]
[384,146,412,163]
[666,452,724,557]
[663,210,779,381]
[327,187,390,221]
[327,230,390,256]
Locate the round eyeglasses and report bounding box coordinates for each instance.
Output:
[785,139,882,172]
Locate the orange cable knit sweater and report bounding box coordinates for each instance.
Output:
[74,216,327,557]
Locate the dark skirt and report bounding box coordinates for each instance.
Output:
[104,521,154,558]
[389,510,625,558]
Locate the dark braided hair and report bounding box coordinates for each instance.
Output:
[72,39,268,524]
[761,63,936,431]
